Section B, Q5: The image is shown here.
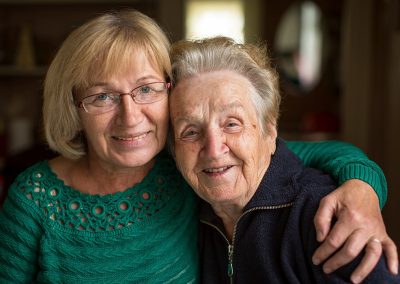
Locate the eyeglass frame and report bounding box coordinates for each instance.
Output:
[75,81,171,114]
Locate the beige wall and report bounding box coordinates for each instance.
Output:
[383,21,400,247]
[158,0,184,42]
[341,0,400,245]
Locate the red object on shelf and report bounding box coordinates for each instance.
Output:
[301,112,340,133]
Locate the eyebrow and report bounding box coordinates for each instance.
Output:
[219,101,245,113]
[87,75,164,89]
[173,101,245,125]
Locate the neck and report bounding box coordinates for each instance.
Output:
[50,156,155,195]
[87,157,155,195]
[212,203,244,241]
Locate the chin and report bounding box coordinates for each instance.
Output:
[115,148,160,168]
[202,190,240,204]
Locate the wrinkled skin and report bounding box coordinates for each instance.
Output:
[313,180,398,283]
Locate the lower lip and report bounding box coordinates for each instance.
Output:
[112,132,151,149]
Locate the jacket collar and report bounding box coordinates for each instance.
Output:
[244,137,304,209]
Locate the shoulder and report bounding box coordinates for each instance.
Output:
[9,160,52,191]
[279,168,337,270]
[295,166,337,203]
[6,159,61,207]
[2,160,53,221]
[287,166,337,238]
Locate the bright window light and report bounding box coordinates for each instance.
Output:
[186,1,244,43]
[298,1,322,89]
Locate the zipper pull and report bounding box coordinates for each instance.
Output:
[227,244,234,277]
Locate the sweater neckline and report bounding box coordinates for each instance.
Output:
[40,155,163,201]
[15,151,187,235]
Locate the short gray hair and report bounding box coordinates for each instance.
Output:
[170,36,281,135]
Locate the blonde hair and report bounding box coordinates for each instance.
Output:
[170,36,280,135]
[43,9,171,159]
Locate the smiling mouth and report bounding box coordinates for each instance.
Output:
[112,132,149,141]
[203,166,233,173]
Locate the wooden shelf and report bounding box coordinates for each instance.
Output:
[0,65,47,77]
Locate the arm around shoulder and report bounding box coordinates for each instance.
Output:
[286,140,387,208]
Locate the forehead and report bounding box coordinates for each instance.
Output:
[170,70,256,120]
[79,49,164,89]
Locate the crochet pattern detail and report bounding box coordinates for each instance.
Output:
[18,162,176,232]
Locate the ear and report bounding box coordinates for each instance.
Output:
[265,122,278,155]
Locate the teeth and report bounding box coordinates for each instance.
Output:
[204,166,230,173]
[114,133,147,141]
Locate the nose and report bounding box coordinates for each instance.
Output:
[116,94,144,126]
[201,128,229,159]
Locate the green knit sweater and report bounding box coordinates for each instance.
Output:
[286,140,387,208]
[0,152,199,283]
[0,141,387,283]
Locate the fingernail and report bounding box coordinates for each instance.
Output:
[389,263,398,275]
[312,256,320,265]
[323,266,332,274]
[351,275,361,284]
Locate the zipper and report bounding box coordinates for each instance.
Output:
[200,221,233,278]
[200,202,293,283]
[228,244,234,277]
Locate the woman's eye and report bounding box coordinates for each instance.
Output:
[139,86,153,94]
[87,93,116,106]
[226,120,240,128]
[225,120,242,132]
[95,93,112,101]
[181,129,199,139]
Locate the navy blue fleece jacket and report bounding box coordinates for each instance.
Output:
[199,138,399,283]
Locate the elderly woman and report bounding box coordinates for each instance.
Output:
[0,10,396,283]
[169,37,399,283]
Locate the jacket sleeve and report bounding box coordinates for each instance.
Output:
[0,183,43,283]
[286,140,387,208]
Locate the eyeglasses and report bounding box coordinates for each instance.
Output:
[76,82,170,114]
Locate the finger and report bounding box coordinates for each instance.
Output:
[350,238,382,284]
[382,238,399,275]
[312,218,352,265]
[314,196,336,242]
[321,231,371,274]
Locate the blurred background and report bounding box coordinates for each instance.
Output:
[0,0,399,246]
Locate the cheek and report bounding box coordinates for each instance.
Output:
[157,100,169,120]
[175,144,198,172]
[227,135,251,159]
[151,103,169,135]
[80,115,108,139]
[229,132,263,165]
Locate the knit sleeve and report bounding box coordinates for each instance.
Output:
[286,140,387,208]
[0,183,43,283]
